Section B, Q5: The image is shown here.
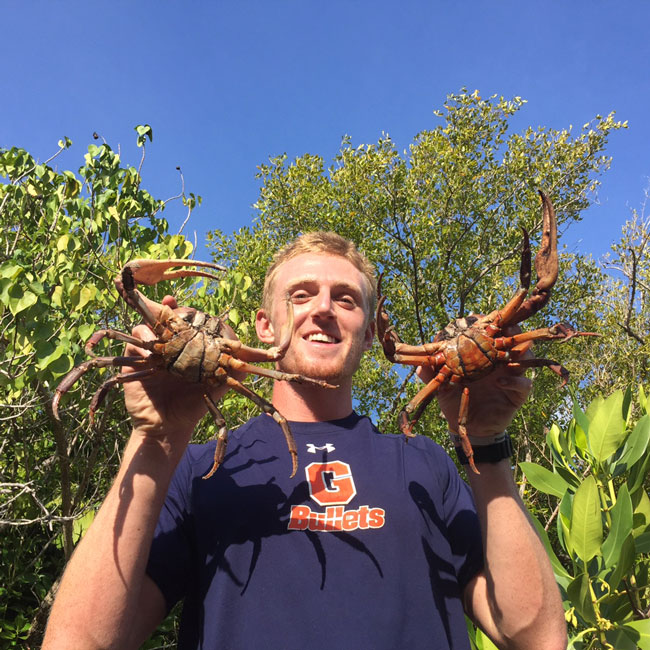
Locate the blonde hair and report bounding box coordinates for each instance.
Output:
[262,231,377,318]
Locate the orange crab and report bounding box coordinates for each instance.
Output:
[377,192,598,472]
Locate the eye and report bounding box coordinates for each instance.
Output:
[290,290,311,303]
[337,294,358,308]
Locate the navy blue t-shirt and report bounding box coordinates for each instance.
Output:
[146,412,483,649]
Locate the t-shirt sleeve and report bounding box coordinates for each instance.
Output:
[145,452,194,613]
[439,450,485,590]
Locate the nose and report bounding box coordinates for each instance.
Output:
[313,288,334,318]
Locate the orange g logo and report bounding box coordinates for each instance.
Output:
[305,461,356,506]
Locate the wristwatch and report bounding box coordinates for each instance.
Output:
[452,432,514,466]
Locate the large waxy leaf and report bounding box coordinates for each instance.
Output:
[588,390,626,462]
[601,483,633,568]
[567,572,597,624]
[607,533,635,591]
[616,415,650,472]
[519,462,571,498]
[621,620,650,650]
[570,475,603,562]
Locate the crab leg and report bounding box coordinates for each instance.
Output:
[218,376,299,478]
[482,228,531,332]
[398,364,456,436]
[88,368,159,423]
[485,191,559,331]
[389,350,446,367]
[494,323,600,349]
[52,356,159,420]
[202,394,229,480]
[85,329,157,357]
[456,387,479,474]
[219,355,337,389]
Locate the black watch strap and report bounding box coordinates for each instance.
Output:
[455,433,513,465]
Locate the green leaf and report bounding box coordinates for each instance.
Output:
[78,323,96,341]
[36,343,66,370]
[76,285,96,311]
[624,618,650,649]
[557,491,574,556]
[622,384,633,422]
[607,533,635,591]
[72,509,96,543]
[228,308,241,326]
[573,401,591,437]
[519,462,571,498]
[51,285,64,307]
[607,626,644,650]
[628,452,650,496]
[588,390,626,462]
[135,124,153,146]
[547,422,572,466]
[474,627,499,650]
[635,529,650,553]
[57,234,70,251]
[0,262,23,280]
[554,464,581,490]
[570,475,603,562]
[566,572,597,624]
[9,290,38,315]
[617,415,650,471]
[639,385,648,414]
[601,483,633,568]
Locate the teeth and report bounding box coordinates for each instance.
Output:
[307,333,337,343]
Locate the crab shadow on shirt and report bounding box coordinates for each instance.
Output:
[409,480,483,647]
[186,437,384,596]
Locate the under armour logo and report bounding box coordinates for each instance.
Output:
[306,443,336,454]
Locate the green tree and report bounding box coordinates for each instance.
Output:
[576,190,650,400]
[0,129,250,647]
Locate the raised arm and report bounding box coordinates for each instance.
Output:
[436,368,567,650]
[43,296,232,649]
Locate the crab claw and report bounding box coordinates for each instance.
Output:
[115,259,226,330]
[120,259,226,287]
[533,191,558,294]
[376,275,400,361]
[505,191,559,325]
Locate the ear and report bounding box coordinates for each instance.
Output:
[362,319,376,352]
[255,308,275,344]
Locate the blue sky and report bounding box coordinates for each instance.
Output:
[3,1,649,262]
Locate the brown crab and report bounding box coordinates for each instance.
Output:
[52,259,336,478]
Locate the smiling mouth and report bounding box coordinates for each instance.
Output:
[305,333,339,344]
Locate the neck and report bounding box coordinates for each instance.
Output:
[271,379,354,422]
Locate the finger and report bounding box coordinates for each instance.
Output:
[162,294,178,309]
[416,365,435,384]
[124,324,157,360]
[133,323,157,343]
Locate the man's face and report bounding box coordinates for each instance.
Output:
[256,253,375,385]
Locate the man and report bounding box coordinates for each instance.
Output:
[43,232,567,649]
